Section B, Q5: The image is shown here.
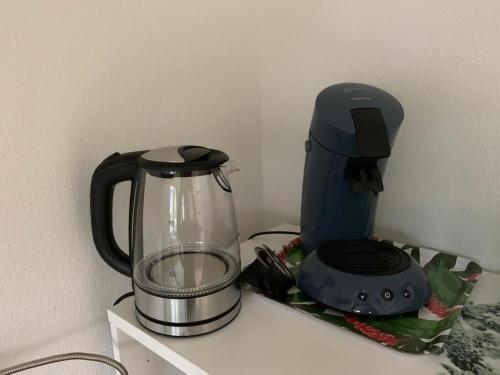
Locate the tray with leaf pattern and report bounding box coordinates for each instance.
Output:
[242,239,482,354]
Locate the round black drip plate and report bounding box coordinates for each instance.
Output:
[317,240,411,276]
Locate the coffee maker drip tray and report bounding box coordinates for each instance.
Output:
[135,244,239,299]
[317,241,411,276]
[297,240,431,316]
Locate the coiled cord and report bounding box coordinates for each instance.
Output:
[0,352,128,375]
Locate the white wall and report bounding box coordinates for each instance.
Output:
[0,1,261,373]
[2,1,500,372]
[260,1,500,271]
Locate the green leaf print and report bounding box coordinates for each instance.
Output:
[402,244,421,263]
[365,314,458,339]
[427,253,458,269]
[426,265,465,307]
[286,246,303,267]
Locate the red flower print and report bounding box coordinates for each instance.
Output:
[425,295,449,318]
[344,315,397,346]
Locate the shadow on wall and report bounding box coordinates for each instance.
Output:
[261,209,300,233]
[374,225,483,268]
[374,226,422,247]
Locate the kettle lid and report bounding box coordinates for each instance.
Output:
[138,145,229,172]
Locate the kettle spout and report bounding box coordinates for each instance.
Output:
[220,160,240,177]
[214,161,239,193]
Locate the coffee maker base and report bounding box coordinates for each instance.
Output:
[297,241,431,316]
[135,299,241,336]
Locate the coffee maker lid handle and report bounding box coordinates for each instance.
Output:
[90,151,146,277]
[344,108,391,195]
[351,108,391,159]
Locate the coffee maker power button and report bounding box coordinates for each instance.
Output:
[381,289,394,301]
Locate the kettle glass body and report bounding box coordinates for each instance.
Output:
[133,166,240,299]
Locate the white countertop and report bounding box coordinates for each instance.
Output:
[108,224,500,375]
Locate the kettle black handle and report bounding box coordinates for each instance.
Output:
[90,151,146,277]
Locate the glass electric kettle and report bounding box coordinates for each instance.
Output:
[90,145,241,336]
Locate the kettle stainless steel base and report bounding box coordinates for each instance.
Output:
[134,282,241,336]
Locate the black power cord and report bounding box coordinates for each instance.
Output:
[113,291,134,306]
[248,230,300,240]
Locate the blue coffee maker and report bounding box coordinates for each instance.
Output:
[297,83,431,316]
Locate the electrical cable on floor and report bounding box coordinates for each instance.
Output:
[0,352,128,375]
[248,230,300,240]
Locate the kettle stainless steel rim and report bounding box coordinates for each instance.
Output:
[134,282,241,336]
[134,244,240,298]
[135,298,241,336]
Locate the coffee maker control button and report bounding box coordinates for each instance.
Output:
[381,289,393,301]
[403,290,411,298]
[358,291,368,301]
